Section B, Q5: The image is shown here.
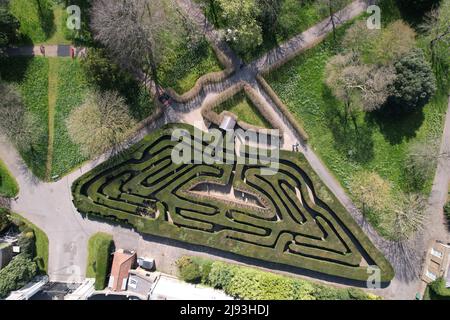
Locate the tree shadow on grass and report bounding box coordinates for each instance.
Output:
[365,102,425,146]
[36,0,56,40]
[0,56,34,83]
[322,88,375,165]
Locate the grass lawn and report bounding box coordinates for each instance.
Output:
[86,232,114,290]
[158,40,223,94]
[215,92,272,128]
[0,57,49,180]
[9,0,55,44]
[265,16,449,237]
[10,213,49,273]
[0,159,19,198]
[51,58,90,178]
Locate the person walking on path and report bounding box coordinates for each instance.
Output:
[40,45,46,57]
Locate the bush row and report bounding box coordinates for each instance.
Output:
[201,81,282,137]
[176,256,380,300]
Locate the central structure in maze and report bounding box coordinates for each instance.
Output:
[72,124,394,282]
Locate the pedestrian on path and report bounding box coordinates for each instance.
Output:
[70,46,75,59]
[40,45,45,57]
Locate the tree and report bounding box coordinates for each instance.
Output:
[257,0,282,36]
[348,170,393,217]
[0,5,19,54]
[405,137,443,189]
[66,91,136,158]
[397,0,441,13]
[0,255,37,298]
[0,82,43,152]
[217,0,262,53]
[421,0,450,70]
[316,0,349,42]
[90,0,173,88]
[392,49,437,110]
[382,193,427,242]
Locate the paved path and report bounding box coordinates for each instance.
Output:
[6,45,73,57]
[1,0,448,299]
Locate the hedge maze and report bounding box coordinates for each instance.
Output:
[72,124,394,282]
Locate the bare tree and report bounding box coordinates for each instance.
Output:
[325,53,396,115]
[382,193,427,242]
[0,82,43,152]
[421,0,450,69]
[66,90,136,158]
[90,0,175,91]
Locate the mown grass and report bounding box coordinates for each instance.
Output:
[0,57,49,180]
[9,0,55,44]
[86,232,114,290]
[158,40,222,94]
[0,159,19,198]
[215,92,272,128]
[10,213,49,273]
[265,15,449,236]
[51,58,90,178]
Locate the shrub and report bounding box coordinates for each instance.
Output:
[427,277,450,299]
[0,208,11,233]
[391,49,437,110]
[176,256,201,283]
[179,257,376,300]
[0,254,37,298]
[86,233,114,290]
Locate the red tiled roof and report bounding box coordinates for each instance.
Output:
[109,250,136,291]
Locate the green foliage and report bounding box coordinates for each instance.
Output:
[426,277,450,300]
[72,124,394,282]
[0,5,20,47]
[265,15,449,239]
[9,0,54,44]
[0,57,49,179]
[0,254,37,298]
[10,213,49,273]
[0,208,11,233]
[0,159,19,198]
[81,48,154,121]
[52,59,90,177]
[214,91,272,128]
[177,256,212,284]
[86,232,113,290]
[178,257,379,300]
[392,49,437,110]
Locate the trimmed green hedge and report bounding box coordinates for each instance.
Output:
[177,256,379,300]
[424,277,450,300]
[86,232,114,290]
[0,159,18,198]
[72,124,394,282]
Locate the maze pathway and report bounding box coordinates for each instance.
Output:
[72,124,394,282]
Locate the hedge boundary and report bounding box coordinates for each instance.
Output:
[201,81,283,137]
[166,45,235,103]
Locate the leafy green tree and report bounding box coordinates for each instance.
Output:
[0,5,20,56]
[217,0,262,53]
[0,255,37,298]
[392,49,437,109]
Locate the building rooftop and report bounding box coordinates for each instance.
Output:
[108,249,136,292]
